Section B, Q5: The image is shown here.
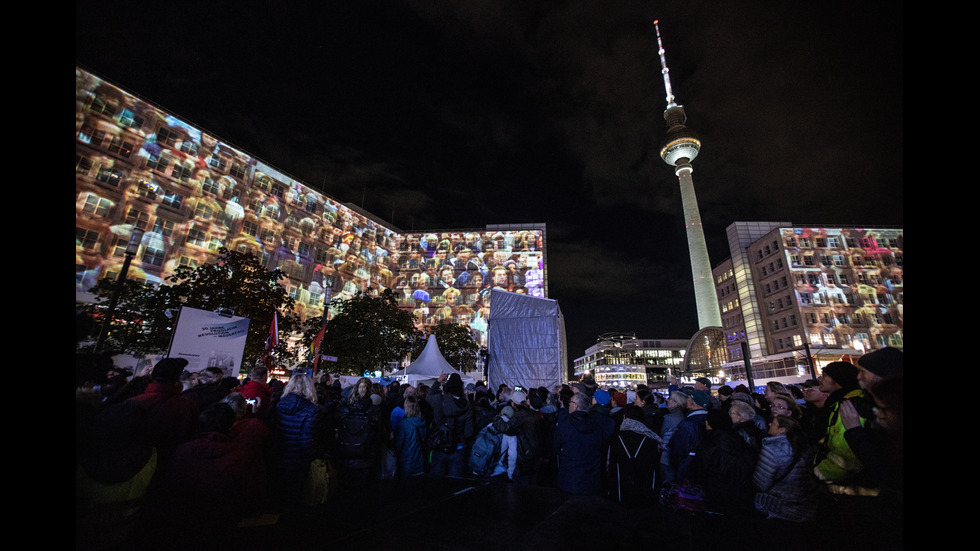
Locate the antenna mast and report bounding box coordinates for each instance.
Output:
[654,20,676,108]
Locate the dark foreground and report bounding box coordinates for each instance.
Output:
[126,474,901,551]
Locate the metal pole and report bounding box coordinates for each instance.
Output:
[94,229,144,354]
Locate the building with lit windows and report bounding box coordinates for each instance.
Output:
[573,334,687,390]
[713,222,903,389]
[75,68,547,348]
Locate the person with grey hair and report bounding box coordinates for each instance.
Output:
[659,390,688,486]
[729,399,766,455]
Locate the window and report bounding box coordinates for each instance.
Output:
[96,166,124,187]
[157,127,179,147]
[76,227,100,249]
[202,177,221,195]
[161,190,184,210]
[171,162,193,182]
[82,194,112,217]
[828,237,841,248]
[76,154,94,175]
[271,184,285,199]
[816,238,827,247]
[153,218,174,237]
[106,135,134,158]
[807,273,821,286]
[833,255,846,267]
[242,221,258,236]
[187,229,208,247]
[146,152,170,173]
[209,154,228,171]
[179,140,198,156]
[142,245,164,266]
[118,109,143,129]
[194,202,214,220]
[230,162,248,179]
[125,208,151,230]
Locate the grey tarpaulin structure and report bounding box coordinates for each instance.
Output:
[389,333,476,387]
[487,290,566,390]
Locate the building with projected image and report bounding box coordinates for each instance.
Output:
[75,68,547,349]
[713,222,903,390]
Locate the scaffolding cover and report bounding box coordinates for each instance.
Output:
[487,290,566,391]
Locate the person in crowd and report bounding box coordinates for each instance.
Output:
[812,361,872,486]
[633,389,663,433]
[768,392,803,421]
[333,377,387,488]
[270,371,326,505]
[729,399,766,456]
[76,399,158,550]
[239,362,273,418]
[688,409,756,516]
[126,357,198,472]
[694,377,721,410]
[609,405,662,507]
[393,395,427,478]
[492,388,544,484]
[147,402,265,542]
[667,389,711,484]
[800,379,831,447]
[855,346,904,393]
[182,366,228,414]
[717,385,735,414]
[753,415,820,525]
[592,389,612,417]
[426,373,475,477]
[554,392,615,495]
[731,390,769,431]
[659,390,689,487]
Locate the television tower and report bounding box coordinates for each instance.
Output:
[655,20,722,329]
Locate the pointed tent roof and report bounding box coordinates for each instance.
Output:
[390,334,474,384]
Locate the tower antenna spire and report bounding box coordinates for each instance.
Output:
[654,20,676,107]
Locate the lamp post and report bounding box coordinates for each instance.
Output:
[94,229,144,354]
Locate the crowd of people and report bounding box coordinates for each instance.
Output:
[76,347,902,550]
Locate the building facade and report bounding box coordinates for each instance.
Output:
[714,222,903,388]
[573,337,688,390]
[75,68,547,347]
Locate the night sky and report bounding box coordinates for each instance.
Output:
[76,1,903,360]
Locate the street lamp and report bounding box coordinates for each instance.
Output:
[94,228,144,354]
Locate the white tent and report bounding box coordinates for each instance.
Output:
[389,333,476,387]
[487,290,566,391]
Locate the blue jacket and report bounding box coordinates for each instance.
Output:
[271,393,322,495]
[393,415,427,477]
[667,409,708,482]
[554,409,615,495]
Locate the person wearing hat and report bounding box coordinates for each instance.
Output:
[694,377,721,410]
[426,373,475,477]
[856,347,903,390]
[126,357,198,470]
[592,389,612,417]
[813,362,872,485]
[799,379,831,447]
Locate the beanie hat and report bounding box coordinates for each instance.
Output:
[612,391,627,407]
[626,390,636,404]
[717,385,734,397]
[857,347,903,379]
[695,377,712,388]
[511,390,527,404]
[528,392,544,410]
[151,357,188,383]
[594,389,611,406]
[823,361,859,389]
[690,389,711,408]
[445,373,463,395]
[570,382,587,394]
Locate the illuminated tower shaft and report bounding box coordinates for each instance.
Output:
[655,21,722,329]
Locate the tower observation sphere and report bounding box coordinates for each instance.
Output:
[654,20,722,331]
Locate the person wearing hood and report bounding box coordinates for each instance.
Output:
[426,372,475,477]
[609,405,663,507]
[554,392,615,495]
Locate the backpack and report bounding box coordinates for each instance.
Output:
[426,414,460,454]
[336,407,375,459]
[468,423,503,478]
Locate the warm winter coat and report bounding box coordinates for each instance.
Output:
[667,409,708,482]
[609,418,662,507]
[393,415,427,477]
[813,388,867,483]
[554,409,615,495]
[270,393,323,498]
[753,434,819,522]
[688,428,756,515]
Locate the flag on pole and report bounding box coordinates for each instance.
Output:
[311,323,326,374]
[264,310,279,368]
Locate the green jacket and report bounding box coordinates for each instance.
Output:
[813,388,867,483]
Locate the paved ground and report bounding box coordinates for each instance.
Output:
[127,473,901,551]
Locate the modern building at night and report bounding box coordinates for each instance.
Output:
[573,334,688,390]
[75,68,548,349]
[714,222,903,389]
